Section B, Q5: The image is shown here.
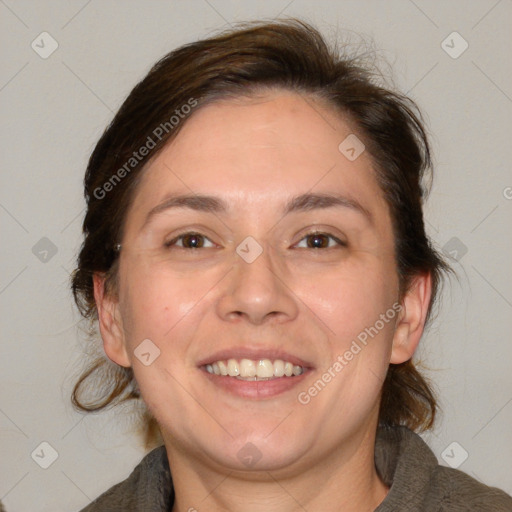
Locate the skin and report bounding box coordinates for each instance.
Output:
[94,90,431,512]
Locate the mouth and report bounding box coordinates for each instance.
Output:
[202,358,305,380]
[198,351,313,399]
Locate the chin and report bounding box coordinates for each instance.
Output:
[206,430,312,473]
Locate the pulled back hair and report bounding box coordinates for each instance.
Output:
[71,19,449,448]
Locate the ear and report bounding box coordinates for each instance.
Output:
[93,273,131,367]
[390,273,432,364]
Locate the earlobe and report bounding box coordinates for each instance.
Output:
[93,273,131,368]
[390,273,432,364]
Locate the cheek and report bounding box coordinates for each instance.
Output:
[119,258,210,344]
[303,259,398,344]
[118,266,205,418]
[302,266,399,421]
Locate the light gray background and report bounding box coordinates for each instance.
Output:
[1,1,511,510]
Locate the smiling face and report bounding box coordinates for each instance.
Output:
[95,90,428,476]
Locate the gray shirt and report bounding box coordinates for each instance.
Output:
[79,426,512,511]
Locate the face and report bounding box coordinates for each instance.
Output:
[98,90,424,475]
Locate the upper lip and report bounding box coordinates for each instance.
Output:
[197,347,314,369]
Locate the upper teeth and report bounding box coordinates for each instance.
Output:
[205,358,304,379]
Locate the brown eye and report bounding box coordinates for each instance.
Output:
[166,232,215,249]
[307,233,329,248]
[295,232,346,249]
[181,233,204,248]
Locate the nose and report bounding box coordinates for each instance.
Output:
[215,242,299,325]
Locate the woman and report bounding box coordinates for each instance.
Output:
[71,19,512,511]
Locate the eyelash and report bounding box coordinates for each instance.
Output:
[164,231,347,250]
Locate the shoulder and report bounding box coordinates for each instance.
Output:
[375,426,512,511]
[78,446,173,512]
[427,465,512,511]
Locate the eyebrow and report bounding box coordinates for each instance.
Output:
[285,193,372,221]
[143,192,372,228]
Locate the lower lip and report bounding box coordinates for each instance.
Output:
[201,369,311,399]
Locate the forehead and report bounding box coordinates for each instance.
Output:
[129,90,388,222]
[166,91,361,174]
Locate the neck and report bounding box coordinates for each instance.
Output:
[166,424,389,512]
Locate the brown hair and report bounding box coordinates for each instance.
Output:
[71,19,448,448]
